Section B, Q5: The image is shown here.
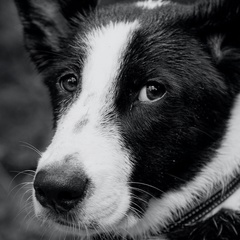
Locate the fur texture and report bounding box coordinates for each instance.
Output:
[14,0,240,239]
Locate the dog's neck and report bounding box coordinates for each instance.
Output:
[162,174,240,233]
[206,182,240,219]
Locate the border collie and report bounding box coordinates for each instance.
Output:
[14,0,240,239]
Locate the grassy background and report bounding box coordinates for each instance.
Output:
[0,0,198,239]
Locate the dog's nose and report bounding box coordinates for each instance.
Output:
[33,169,89,213]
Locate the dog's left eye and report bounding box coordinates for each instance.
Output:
[139,81,166,102]
[59,74,79,93]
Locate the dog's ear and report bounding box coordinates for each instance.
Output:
[188,0,240,89]
[14,0,99,70]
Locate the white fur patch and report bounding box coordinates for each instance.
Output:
[125,93,240,236]
[34,21,139,236]
[220,187,240,211]
[136,0,169,9]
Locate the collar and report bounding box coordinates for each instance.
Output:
[161,174,240,234]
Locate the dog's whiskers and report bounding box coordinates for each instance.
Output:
[8,169,35,191]
[19,141,42,157]
[166,173,187,183]
[129,186,157,200]
[7,181,33,199]
[19,187,33,205]
[129,205,142,219]
[128,181,165,194]
[130,196,146,214]
[130,194,149,207]
[14,199,33,223]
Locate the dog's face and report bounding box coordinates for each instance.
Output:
[15,0,240,238]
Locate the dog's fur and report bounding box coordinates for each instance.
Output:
[15,0,240,239]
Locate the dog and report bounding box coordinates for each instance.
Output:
[14,0,240,239]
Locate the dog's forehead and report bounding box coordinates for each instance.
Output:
[77,4,177,94]
[80,21,139,98]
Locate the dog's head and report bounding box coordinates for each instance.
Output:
[15,0,240,238]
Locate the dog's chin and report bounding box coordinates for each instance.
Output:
[52,213,139,237]
[53,219,99,236]
[34,198,141,237]
[37,211,140,237]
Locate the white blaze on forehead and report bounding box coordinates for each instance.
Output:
[136,0,169,9]
[82,21,139,105]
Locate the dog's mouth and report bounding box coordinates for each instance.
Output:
[56,218,79,228]
[55,218,95,230]
[53,215,134,237]
[52,214,100,234]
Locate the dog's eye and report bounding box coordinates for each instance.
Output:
[60,74,79,93]
[139,81,166,102]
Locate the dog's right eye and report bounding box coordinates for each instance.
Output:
[138,81,166,103]
[59,74,79,93]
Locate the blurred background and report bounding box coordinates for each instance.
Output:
[0,0,198,239]
[0,0,53,239]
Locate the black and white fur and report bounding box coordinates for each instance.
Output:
[14,0,240,239]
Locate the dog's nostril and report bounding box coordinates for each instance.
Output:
[59,189,84,201]
[34,170,89,212]
[34,186,47,206]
